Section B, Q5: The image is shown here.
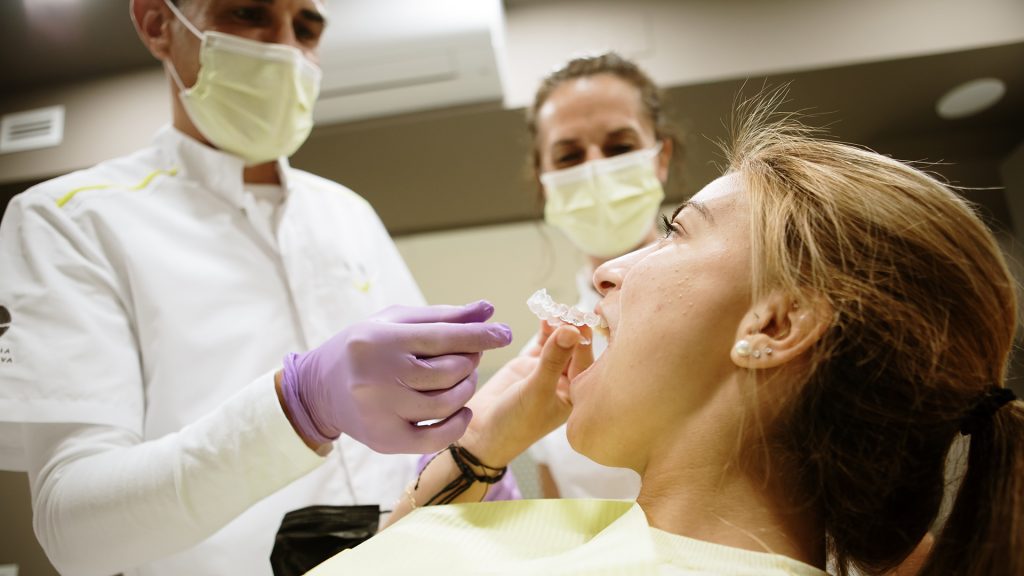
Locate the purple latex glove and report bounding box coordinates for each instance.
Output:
[281,301,513,455]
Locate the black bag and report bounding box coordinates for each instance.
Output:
[270,504,381,576]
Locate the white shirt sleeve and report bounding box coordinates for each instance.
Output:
[22,372,324,576]
[0,187,147,443]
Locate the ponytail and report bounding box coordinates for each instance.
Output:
[919,397,1024,576]
[728,88,1021,576]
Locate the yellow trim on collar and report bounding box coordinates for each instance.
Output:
[56,167,179,208]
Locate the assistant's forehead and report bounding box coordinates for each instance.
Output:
[536,76,649,139]
[541,74,644,115]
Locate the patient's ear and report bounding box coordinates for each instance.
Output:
[729,291,832,369]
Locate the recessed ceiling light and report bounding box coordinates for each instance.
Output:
[936,77,1006,120]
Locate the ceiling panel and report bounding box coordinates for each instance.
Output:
[0,0,158,93]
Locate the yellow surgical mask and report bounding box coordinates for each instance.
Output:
[163,0,321,165]
[541,144,665,259]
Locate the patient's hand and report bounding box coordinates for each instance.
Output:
[460,323,593,468]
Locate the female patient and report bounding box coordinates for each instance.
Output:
[310,92,1023,576]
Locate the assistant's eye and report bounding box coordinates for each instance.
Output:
[604,143,636,157]
[554,150,584,168]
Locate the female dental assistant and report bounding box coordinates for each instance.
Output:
[525,52,676,499]
[0,1,511,575]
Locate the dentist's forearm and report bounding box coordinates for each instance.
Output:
[24,373,323,574]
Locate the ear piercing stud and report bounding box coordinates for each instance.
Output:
[734,339,752,357]
[733,339,772,359]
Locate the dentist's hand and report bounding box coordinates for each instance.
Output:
[278,301,513,454]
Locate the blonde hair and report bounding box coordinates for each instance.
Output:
[728,89,1023,576]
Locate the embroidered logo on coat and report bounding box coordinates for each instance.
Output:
[0,306,11,364]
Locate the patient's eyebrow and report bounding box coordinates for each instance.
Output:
[670,200,714,225]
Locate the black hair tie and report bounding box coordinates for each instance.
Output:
[959,386,1018,436]
[415,444,507,506]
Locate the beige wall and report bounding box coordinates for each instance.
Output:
[0,471,56,576]
[396,219,583,377]
[0,68,170,185]
[1003,140,1024,239]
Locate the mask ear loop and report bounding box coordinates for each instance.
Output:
[162,0,203,38]
[160,0,203,92]
[164,58,189,92]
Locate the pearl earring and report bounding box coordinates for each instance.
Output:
[734,339,752,357]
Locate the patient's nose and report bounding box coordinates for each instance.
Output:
[593,256,627,296]
[593,242,659,296]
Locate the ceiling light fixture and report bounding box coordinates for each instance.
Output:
[936,77,1006,120]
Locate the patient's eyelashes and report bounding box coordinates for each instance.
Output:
[659,214,686,239]
[659,214,673,238]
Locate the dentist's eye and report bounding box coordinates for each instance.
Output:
[232,7,265,23]
[295,23,320,43]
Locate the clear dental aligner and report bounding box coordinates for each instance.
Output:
[527,289,606,328]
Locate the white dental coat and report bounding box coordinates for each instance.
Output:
[0,126,422,575]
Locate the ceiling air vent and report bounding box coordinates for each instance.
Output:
[1,105,65,154]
